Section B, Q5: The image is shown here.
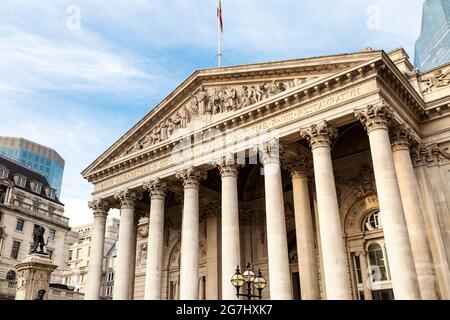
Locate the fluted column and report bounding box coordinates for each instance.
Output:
[355,102,421,299]
[285,159,320,300]
[356,251,373,300]
[390,124,439,300]
[85,199,110,300]
[301,121,352,300]
[129,215,139,300]
[176,167,206,300]
[216,159,241,300]
[143,179,168,300]
[113,189,137,300]
[258,140,292,300]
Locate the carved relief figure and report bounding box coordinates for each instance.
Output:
[269,80,286,96]
[256,83,267,101]
[197,87,209,115]
[138,243,148,266]
[248,86,258,104]
[223,87,237,111]
[211,88,223,114]
[421,68,450,92]
[239,86,250,109]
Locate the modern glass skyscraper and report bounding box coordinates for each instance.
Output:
[415,0,450,71]
[0,137,65,197]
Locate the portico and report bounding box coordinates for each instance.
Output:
[81,49,450,300]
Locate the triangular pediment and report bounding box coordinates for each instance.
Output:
[82,50,383,178]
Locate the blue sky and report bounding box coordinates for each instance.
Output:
[0,0,424,226]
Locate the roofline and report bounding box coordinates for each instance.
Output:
[81,49,384,177]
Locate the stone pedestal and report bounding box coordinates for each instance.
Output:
[15,253,58,300]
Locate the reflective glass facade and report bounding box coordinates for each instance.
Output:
[415,0,450,71]
[0,147,64,197]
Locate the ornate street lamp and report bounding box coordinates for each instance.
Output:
[231,262,267,300]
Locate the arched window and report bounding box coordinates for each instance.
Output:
[6,270,16,281]
[363,211,382,231]
[367,243,388,282]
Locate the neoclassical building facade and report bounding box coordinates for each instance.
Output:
[82,48,450,300]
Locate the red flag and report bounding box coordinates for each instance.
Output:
[217,0,223,33]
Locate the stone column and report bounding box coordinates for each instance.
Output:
[300,121,352,300]
[286,159,321,300]
[355,102,421,300]
[129,215,139,300]
[258,140,292,300]
[85,199,110,300]
[356,251,373,300]
[390,124,439,300]
[176,167,206,300]
[143,179,168,300]
[205,205,220,300]
[216,161,241,300]
[113,189,137,300]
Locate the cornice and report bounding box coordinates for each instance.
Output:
[85,59,384,185]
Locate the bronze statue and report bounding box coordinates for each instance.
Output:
[30,225,47,254]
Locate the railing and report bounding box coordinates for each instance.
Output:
[10,200,69,227]
[0,280,84,300]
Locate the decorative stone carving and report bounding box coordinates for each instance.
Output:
[114,189,137,209]
[282,153,312,177]
[138,225,149,238]
[390,123,415,149]
[137,243,147,266]
[256,138,281,165]
[88,199,110,217]
[420,67,450,93]
[143,178,168,200]
[411,143,450,167]
[213,153,241,178]
[346,165,377,199]
[300,120,338,149]
[354,101,394,133]
[119,79,294,158]
[176,167,207,189]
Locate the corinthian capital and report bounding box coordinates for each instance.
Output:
[176,166,207,189]
[390,123,415,151]
[282,155,312,177]
[256,138,281,166]
[354,101,394,133]
[114,189,137,209]
[143,178,168,200]
[213,154,241,179]
[88,199,110,217]
[300,120,337,150]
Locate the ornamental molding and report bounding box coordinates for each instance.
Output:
[88,199,110,214]
[411,143,450,167]
[419,67,450,94]
[83,58,385,183]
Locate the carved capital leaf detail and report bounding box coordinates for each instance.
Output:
[143,178,168,200]
[88,199,110,217]
[176,166,207,189]
[300,120,337,149]
[114,189,137,209]
[354,101,394,133]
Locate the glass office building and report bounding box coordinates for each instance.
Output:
[0,137,65,197]
[415,0,450,71]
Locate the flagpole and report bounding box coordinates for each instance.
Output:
[218,6,221,67]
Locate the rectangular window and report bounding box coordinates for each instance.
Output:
[0,169,9,179]
[48,207,55,215]
[76,248,81,259]
[16,218,24,231]
[88,246,91,257]
[10,241,21,259]
[68,250,73,260]
[0,211,3,222]
[47,249,53,259]
[48,229,56,241]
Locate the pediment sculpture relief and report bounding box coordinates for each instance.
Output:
[117,78,309,159]
[420,67,450,93]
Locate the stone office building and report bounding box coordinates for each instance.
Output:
[0,155,71,299]
[81,48,450,300]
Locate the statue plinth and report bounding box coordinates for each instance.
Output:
[14,253,58,300]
